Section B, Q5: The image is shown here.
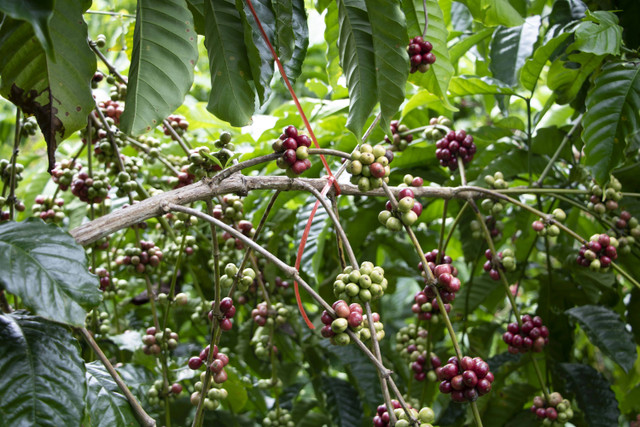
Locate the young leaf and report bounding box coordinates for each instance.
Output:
[559,363,620,426]
[203,0,255,126]
[322,376,363,427]
[0,219,101,327]
[0,0,54,57]
[0,0,96,171]
[120,0,199,135]
[519,32,570,92]
[565,305,637,372]
[0,313,86,426]
[574,10,622,56]
[449,27,494,66]
[489,16,541,86]
[324,1,343,90]
[458,0,524,27]
[448,76,518,97]
[547,49,603,105]
[85,362,138,427]
[582,61,640,184]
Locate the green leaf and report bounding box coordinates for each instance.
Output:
[574,10,622,56]
[448,75,518,97]
[284,0,309,82]
[481,383,537,427]
[520,32,571,92]
[0,0,96,171]
[85,362,138,427]
[549,0,587,27]
[322,376,363,427]
[582,61,640,184]
[405,0,456,110]
[364,0,408,134]
[565,305,637,372]
[0,0,54,57]
[120,0,198,135]
[272,0,294,63]
[294,195,330,284]
[627,288,640,346]
[324,1,343,90]
[203,0,255,126]
[0,219,101,327]
[558,363,620,426]
[547,49,603,105]
[186,0,205,34]
[489,16,541,86]
[336,0,378,139]
[449,27,494,66]
[0,313,86,426]
[458,0,524,27]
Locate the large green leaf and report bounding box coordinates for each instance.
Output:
[322,376,363,427]
[582,61,640,184]
[520,32,570,92]
[547,48,603,105]
[449,27,494,66]
[0,313,86,426]
[336,0,377,138]
[558,363,620,426]
[324,1,342,90]
[203,0,255,126]
[294,195,330,285]
[120,0,198,135]
[364,0,408,134]
[448,75,518,97]
[565,305,637,372]
[628,288,640,346]
[574,11,622,56]
[85,362,138,427]
[405,0,455,110]
[549,0,587,27]
[272,0,294,64]
[489,16,541,86]
[0,219,101,327]
[458,0,524,27]
[282,0,309,82]
[481,383,537,427]
[0,0,96,171]
[0,0,54,56]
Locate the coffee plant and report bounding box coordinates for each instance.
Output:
[2,0,640,426]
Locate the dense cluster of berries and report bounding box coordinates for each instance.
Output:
[186,146,227,179]
[373,400,436,427]
[576,233,618,270]
[220,263,256,292]
[173,165,195,189]
[347,143,392,192]
[188,344,230,383]
[360,311,384,342]
[86,310,111,334]
[379,188,423,230]
[470,215,503,240]
[333,262,388,303]
[51,159,82,191]
[190,371,229,411]
[412,352,441,382]
[530,392,574,424]
[480,172,509,215]
[20,116,38,137]
[401,174,424,188]
[250,327,277,360]
[141,326,179,355]
[212,195,245,223]
[147,380,183,407]
[614,211,640,254]
[0,159,24,186]
[424,116,453,141]
[587,176,622,214]
[274,276,290,289]
[407,35,436,73]
[435,129,476,170]
[532,208,566,237]
[165,235,198,260]
[483,248,516,281]
[320,300,363,346]
[436,355,493,402]
[251,301,289,326]
[418,249,458,292]
[112,170,138,197]
[502,314,549,353]
[412,291,451,323]
[262,409,294,427]
[116,240,163,273]
[162,114,189,139]
[272,125,312,176]
[93,266,111,291]
[32,195,65,224]
[70,170,110,203]
[396,324,428,359]
[207,297,236,331]
[384,120,414,151]
[98,99,123,124]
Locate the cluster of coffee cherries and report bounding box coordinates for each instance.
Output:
[20,116,38,137]
[530,392,574,424]
[480,172,509,215]
[502,314,549,353]
[384,120,414,151]
[207,297,236,331]
[214,131,235,151]
[0,159,24,187]
[98,99,123,124]
[360,311,385,342]
[112,170,138,197]
[274,276,290,290]
[250,327,277,360]
[576,233,618,271]
[483,248,516,281]
[333,262,388,303]
[141,326,179,355]
[70,170,110,203]
[347,143,392,192]
[212,195,245,223]
[32,195,65,224]
[188,344,230,383]
[220,263,257,292]
[173,165,196,189]
[51,159,82,191]
[190,371,229,411]
[102,278,128,300]
[470,215,503,241]
[162,114,189,139]
[116,240,163,273]
[320,300,363,346]
[147,380,183,407]
[93,266,111,292]
[379,188,423,230]
[251,301,289,327]
[373,400,436,427]
[401,173,424,188]
[532,209,566,237]
[587,176,622,214]
[396,324,428,359]
[87,310,111,335]
[186,146,226,179]
[614,211,640,254]
[424,116,453,141]
[435,129,476,170]
[272,125,312,176]
[412,291,451,323]
[408,35,436,73]
[262,409,294,427]
[165,235,198,260]
[436,355,493,402]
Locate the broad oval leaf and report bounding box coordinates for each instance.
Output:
[0,0,96,171]
[582,61,640,184]
[565,305,637,372]
[0,0,54,56]
[489,16,541,86]
[449,27,494,67]
[448,75,518,97]
[120,0,199,135]
[558,363,620,426]
[519,32,571,92]
[283,0,309,82]
[85,362,138,427]
[547,48,603,105]
[549,0,587,27]
[458,0,524,27]
[574,10,622,56]
[0,313,86,426]
[0,219,101,326]
[324,1,343,91]
[272,0,294,65]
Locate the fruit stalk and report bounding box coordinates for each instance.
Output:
[8,108,22,219]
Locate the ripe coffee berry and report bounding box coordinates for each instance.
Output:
[274,276,290,289]
[503,314,549,353]
[251,301,290,327]
[532,209,565,237]
[407,35,436,73]
[530,392,574,424]
[435,129,476,170]
[208,297,236,330]
[97,99,123,124]
[436,356,493,402]
[190,370,229,411]
[483,248,516,281]
[416,249,459,303]
[384,120,414,151]
[320,300,364,345]
[409,351,441,382]
[402,173,424,188]
[576,233,618,270]
[333,261,388,303]
[273,125,312,176]
[162,114,189,139]
[347,143,392,192]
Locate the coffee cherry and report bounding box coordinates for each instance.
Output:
[503,314,549,353]
[437,355,493,401]
[333,262,387,303]
[577,234,617,270]
[273,125,313,175]
[408,36,436,74]
[435,127,476,170]
[484,248,516,281]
